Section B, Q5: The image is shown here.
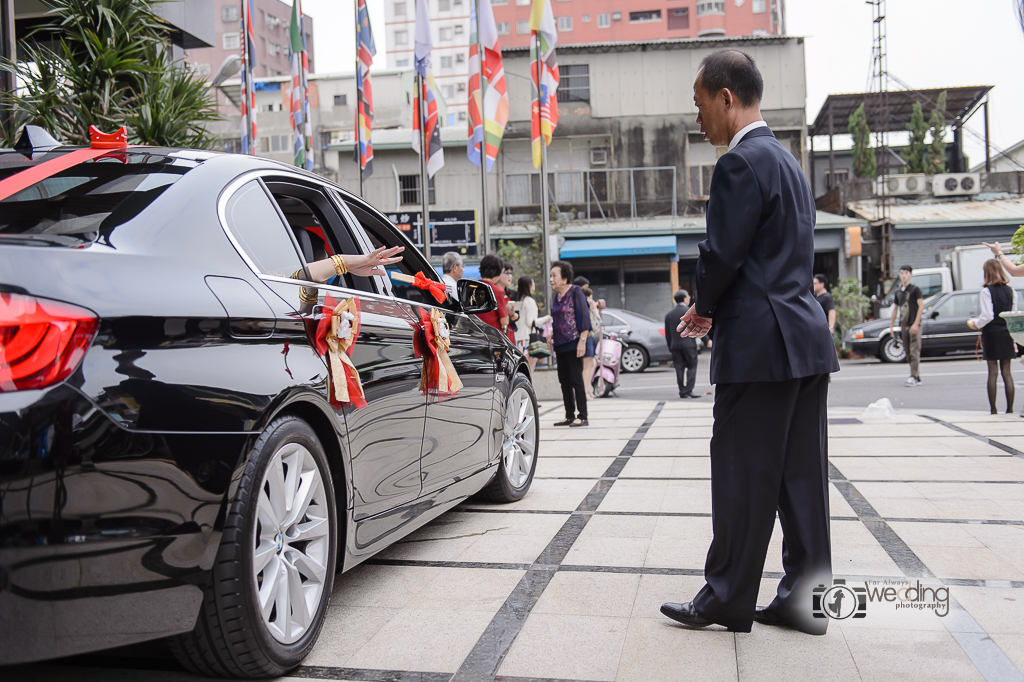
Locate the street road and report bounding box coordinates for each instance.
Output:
[614,353,1017,413]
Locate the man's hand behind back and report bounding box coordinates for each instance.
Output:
[678,306,713,338]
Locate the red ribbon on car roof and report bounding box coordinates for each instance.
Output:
[0,126,131,203]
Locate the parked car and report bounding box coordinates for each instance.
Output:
[599,307,673,372]
[0,138,538,677]
[847,288,1024,362]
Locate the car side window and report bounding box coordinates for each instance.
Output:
[934,294,976,318]
[602,312,625,326]
[223,180,304,278]
[342,198,441,306]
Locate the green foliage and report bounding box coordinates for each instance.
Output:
[497,237,546,309]
[848,103,876,179]
[0,0,219,148]
[901,101,928,173]
[1008,225,1024,265]
[832,278,870,340]
[923,90,948,175]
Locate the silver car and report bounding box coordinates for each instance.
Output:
[599,307,674,372]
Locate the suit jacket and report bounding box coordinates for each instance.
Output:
[665,303,697,352]
[695,126,839,384]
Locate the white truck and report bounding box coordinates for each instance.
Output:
[878,266,952,320]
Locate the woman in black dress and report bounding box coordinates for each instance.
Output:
[976,259,1018,414]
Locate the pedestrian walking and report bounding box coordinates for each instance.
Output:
[974,259,1018,414]
[441,251,463,291]
[475,254,513,343]
[813,274,836,336]
[660,50,839,635]
[513,275,551,373]
[890,265,923,387]
[549,260,591,427]
[665,290,700,399]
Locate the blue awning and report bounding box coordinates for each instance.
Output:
[559,235,677,259]
[433,264,481,280]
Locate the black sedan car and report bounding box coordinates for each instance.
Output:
[846,288,1024,362]
[0,137,538,677]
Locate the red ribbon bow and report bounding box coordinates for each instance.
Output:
[413,271,449,304]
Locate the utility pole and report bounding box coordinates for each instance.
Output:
[869,0,892,282]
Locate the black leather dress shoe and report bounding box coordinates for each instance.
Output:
[752,606,785,627]
[660,601,712,628]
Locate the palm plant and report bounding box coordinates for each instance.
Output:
[0,0,219,148]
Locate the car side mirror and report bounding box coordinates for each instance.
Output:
[458,279,497,315]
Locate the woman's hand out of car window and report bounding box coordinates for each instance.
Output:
[298,245,404,283]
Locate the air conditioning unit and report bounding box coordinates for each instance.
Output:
[612,11,622,20]
[933,173,981,197]
[876,173,926,196]
[590,149,608,166]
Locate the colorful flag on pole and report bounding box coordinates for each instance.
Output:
[412,0,444,177]
[289,0,313,170]
[240,0,257,155]
[467,0,509,172]
[356,0,376,178]
[529,0,559,169]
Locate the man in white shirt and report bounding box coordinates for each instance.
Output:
[441,251,463,290]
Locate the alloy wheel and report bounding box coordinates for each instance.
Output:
[502,386,537,489]
[621,346,646,372]
[253,442,330,644]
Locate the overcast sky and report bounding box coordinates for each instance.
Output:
[301,0,1024,166]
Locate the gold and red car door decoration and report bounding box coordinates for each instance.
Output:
[415,308,463,398]
[314,294,367,409]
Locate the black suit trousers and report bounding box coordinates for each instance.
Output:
[671,348,698,396]
[693,374,832,634]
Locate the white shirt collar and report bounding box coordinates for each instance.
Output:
[728,120,768,151]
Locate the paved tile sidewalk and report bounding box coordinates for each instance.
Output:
[17,400,1024,682]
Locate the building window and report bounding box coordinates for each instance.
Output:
[334,94,348,107]
[689,164,716,198]
[439,27,452,41]
[557,16,572,31]
[668,8,689,29]
[457,82,466,93]
[223,32,240,50]
[458,111,466,121]
[629,10,661,23]
[395,30,408,45]
[492,0,508,4]
[394,2,406,16]
[825,169,850,188]
[399,175,436,205]
[222,5,239,22]
[396,58,409,67]
[456,53,465,64]
[455,24,463,35]
[448,113,455,125]
[265,13,280,30]
[516,0,530,5]
[597,13,610,28]
[696,2,726,17]
[496,21,510,34]
[440,55,453,69]
[266,41,281,58]
[439,0,451,10]
[559,64,589,102]
[582,14,590,22]
[516,20,529,34]
[753,0,767,13]
[753,28,768,36]
[442,85,454,99]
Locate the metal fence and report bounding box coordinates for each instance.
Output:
[500,166,678,228]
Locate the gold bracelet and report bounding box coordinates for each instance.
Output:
[331,254,348,276]
[299,286,318,304]
[290,269,303,280]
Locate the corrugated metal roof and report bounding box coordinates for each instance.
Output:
[501,35,793,54]
[847,197,1024,226]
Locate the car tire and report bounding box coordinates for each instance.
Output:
[879,334,906,363]
[621,344,649,373]
[481,374,539,503]
[592,373,613,398]
[168,416,337,679]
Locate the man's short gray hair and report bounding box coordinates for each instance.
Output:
[442,251,463,273]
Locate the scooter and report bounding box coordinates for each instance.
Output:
[591,331,623,398]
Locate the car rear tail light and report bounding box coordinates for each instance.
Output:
[0,293,98,392]
[658,329,666,336]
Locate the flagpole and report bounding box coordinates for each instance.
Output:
[242,0,253,155]
[417,72,432,262]
[476,0,489,256]
[536,33,551,313]
[355,0,363,197]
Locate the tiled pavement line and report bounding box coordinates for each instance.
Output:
[829,461,1024,682]
[447,402,666,682]
[922,414,1024,460]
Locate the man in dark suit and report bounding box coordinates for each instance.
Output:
[665,290,700,399]
[661,50,840,635]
